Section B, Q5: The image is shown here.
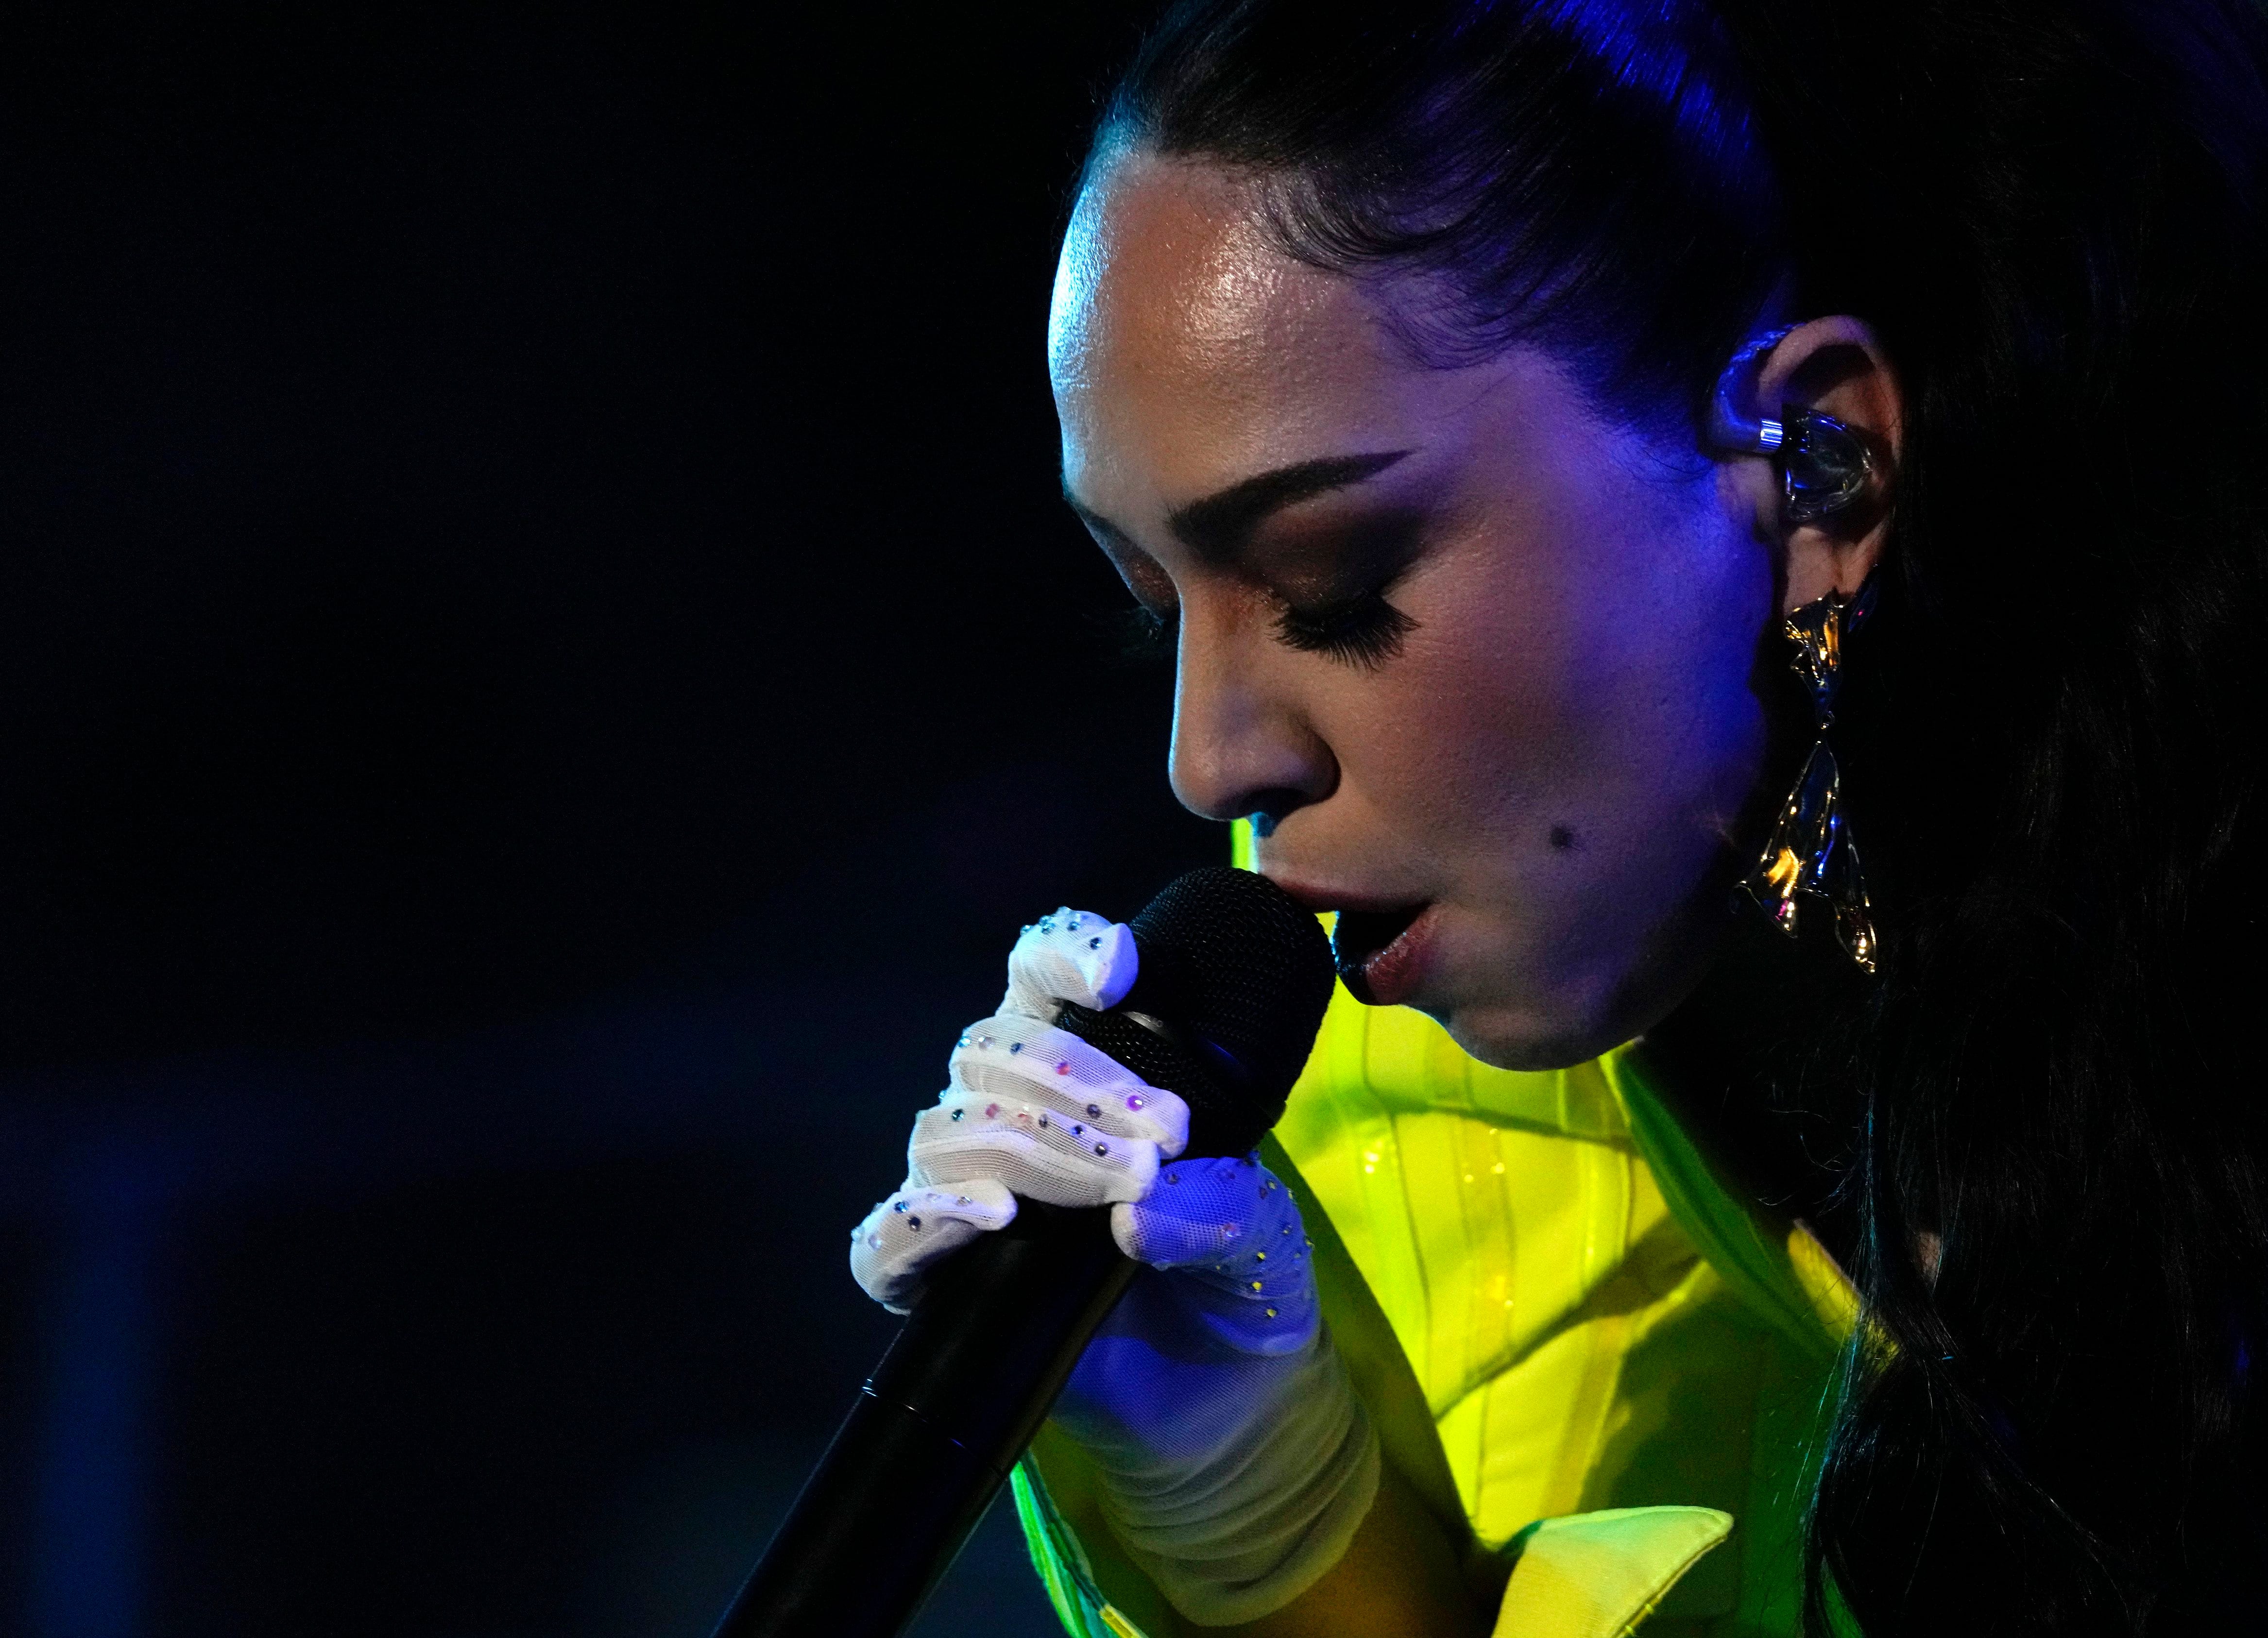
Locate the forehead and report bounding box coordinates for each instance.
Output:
[1048,151,1417,509]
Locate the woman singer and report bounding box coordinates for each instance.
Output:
[851,1,2268,1632]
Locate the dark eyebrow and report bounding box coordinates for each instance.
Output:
[1166,450,1412,560]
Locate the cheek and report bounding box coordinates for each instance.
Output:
[1364,500,1773,895]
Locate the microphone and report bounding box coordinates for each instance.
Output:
[712,866,1337,1638]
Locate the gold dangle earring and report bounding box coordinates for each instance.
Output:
[1710,327,1882,973]
[1739,582,1878,972]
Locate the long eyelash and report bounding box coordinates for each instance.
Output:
[1110,604,1178,663]
[1274,591,1417,670]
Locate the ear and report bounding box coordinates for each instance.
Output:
[1746,316,1902,613]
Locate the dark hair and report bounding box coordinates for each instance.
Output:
[1091,1,2268,1630]
[1091,0,1790,435]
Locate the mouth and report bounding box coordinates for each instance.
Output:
[1328,901,1435,1008]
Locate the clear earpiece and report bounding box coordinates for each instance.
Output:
[1709,327,1876,522]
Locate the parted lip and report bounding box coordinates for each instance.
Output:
[1329,903,1430,994]
[1261,874,1433,1003]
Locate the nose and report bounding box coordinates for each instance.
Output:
[1167,603,1335,826]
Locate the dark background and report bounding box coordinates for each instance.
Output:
[0,3,1202,1634]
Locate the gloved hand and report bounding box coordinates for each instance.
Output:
[850,907,1189,1313]
[850,908,1379,1625]
[1055,1150,1380,1625]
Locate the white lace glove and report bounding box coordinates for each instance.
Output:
[1055,1153,1380,1626]
[851,908,1190,1312]
[849,907,1378,1626]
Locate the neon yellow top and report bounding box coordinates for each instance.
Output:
[1014,864,1858,1638]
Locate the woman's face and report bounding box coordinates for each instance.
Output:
[1050,152,1787,1070]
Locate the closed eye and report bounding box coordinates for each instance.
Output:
[1274,588,1416,670]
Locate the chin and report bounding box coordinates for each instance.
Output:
[1421,996,1626,1074]
[1420,902,1724,1073]
[1418,931,1699,1070]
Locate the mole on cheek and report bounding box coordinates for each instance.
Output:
[1548,825,1578,852]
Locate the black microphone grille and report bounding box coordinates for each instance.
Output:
[1128,866,1337,1095]
[1057,867,1336,1159]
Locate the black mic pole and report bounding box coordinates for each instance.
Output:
[707,867,1337,1638]
[711,1198,1136,1638]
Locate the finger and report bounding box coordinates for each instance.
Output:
[849,1182,1016,1313]
[1110,1156,1296,1266]
[1109,1160,1318,1355]
[999,909,1137,1021]
[1108,1200,1321,1357]
[908,1096,1160,1207]
[949,1014,1188,1152]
